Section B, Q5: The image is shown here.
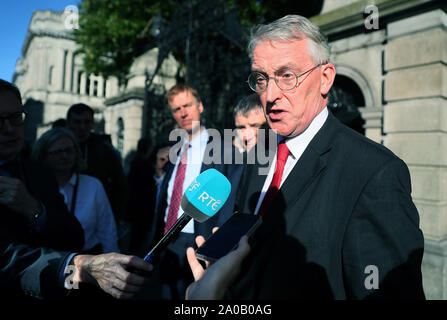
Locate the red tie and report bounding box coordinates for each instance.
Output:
[164,143,189,234]
[257,141,290,217]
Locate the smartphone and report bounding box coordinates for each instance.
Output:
[195,212,262,262]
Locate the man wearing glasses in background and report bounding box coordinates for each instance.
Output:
[0,79,86,298]
[0,80,84,254]
[188,15,425,300]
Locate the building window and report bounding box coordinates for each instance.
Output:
[92,78,98,96]
[48,66,54,85]
[117,117,124,154]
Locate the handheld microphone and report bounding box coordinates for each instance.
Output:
[144,168,231,263]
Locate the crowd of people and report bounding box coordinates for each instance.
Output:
[0,14,425,301]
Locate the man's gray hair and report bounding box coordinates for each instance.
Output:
[248,15,330,65]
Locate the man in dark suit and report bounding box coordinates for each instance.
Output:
[193,15,425,299]
[0,80,84,253]
[141,84,239,300]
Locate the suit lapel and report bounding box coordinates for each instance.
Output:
[274,148,327,214]
[261,113,338,225]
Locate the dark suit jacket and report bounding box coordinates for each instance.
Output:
[127,155,157,252]
[229,113,425,299]
[82,133,128,223]
[0,158,84,298]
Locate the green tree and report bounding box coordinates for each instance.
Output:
[75,0,175,85]
[74,0,324,142]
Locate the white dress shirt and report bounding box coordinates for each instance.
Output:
[59,173,119,252]
[165,128,209,233]
[254,107,329,215]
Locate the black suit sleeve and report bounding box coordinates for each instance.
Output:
[0,240,70,299]
[342,158,425,299]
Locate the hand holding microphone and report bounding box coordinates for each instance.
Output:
[144,169,231,263]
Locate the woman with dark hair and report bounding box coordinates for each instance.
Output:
[32,127,119,254]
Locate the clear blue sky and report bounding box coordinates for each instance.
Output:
[0,1,80,82]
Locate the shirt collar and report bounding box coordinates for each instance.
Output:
[186,127,209,149]
[280,107,329,159]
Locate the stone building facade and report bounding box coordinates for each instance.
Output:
[103,48,178,160]
[12,1,447,299]
[13,10,177,162]
[13,11,114,140]
[312,0,447,299]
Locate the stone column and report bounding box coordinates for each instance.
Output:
[57,48,66,91]
[64,50,73,92]
[97,76,104,97]
[383,9,447,299]
[38,44,49,89]
[89,74,95,96]
[72,66,79,94]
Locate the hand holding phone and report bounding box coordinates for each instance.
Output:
[186,235,251,299]
[195,212,262,262]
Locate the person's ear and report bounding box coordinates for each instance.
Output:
[320,63,336,96]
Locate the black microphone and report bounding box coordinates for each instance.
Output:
[143,169,231,263]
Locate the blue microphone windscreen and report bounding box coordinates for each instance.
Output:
[181,169,231,222]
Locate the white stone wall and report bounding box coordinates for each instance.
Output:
[382,9,447,299]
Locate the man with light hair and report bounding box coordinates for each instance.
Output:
[141,83,240,300]
[187,15,425,300]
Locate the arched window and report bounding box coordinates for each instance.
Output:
[328,75,366,135]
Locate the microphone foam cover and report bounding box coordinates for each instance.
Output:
[181,169,231,222]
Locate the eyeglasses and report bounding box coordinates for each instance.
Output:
[247,64,323,93]
[0,111,27,130]
[47,146,75,157]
